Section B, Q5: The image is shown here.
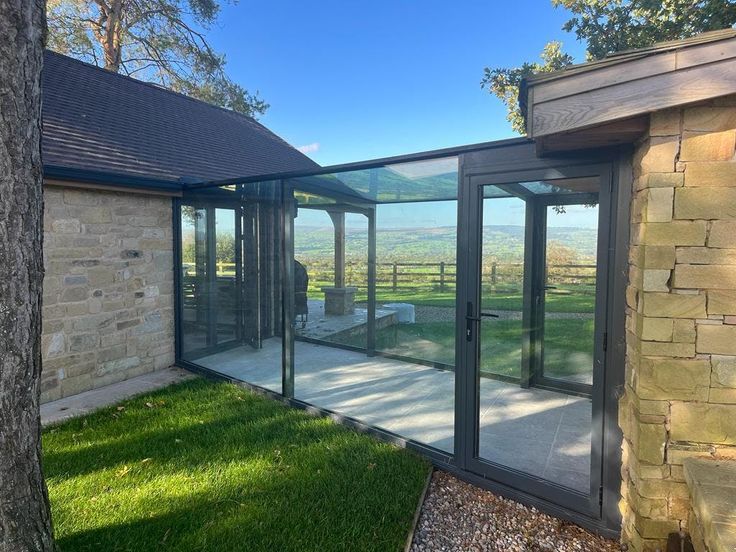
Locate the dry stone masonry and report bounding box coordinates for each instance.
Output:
[620,96,736,551]
[40,186,174,402]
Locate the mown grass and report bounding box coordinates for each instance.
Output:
[43,379,430,552]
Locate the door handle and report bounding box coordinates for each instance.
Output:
[466,312,500,321]
[466,303,500,342]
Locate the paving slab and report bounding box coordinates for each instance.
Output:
[41,367,194,426]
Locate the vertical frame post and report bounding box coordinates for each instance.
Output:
[281,180,295,398]
[367,206,377,356]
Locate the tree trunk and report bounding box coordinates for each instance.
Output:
[0,0,56,551]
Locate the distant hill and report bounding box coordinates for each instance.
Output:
[294,225,597,263]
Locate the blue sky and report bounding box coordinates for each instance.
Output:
[208,0,588,166]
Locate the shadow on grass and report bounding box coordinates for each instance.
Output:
[44,379,429,552]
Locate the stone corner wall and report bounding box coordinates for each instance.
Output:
[620,95,736,551]
[41,185,175,403]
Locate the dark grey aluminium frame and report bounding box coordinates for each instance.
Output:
[458,159,611,517]
[172,138,631,538]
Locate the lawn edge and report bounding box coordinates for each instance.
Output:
[404,467,434,552]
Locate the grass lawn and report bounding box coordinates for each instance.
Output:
[44,379,430,552]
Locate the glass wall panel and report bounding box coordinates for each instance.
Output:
[292,157,458,453]
[179,182,284,393]
[476,176,600,495]
[542,204,598,385]
[478,196,526,381]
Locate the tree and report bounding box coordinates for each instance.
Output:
[47,0,268,117]
[0,0,57,551]
[482,0,736,134]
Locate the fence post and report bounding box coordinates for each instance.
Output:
[491,262,497,285]
[392,262,398,291]
[439,262,445,291]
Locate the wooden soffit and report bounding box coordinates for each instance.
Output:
[522,29,736,152]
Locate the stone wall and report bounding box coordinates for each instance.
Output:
[620,96,736,551]
[40,185,175,403]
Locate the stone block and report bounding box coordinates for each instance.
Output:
[60,286,88,303]
[712,355,736,387]
[709,290,736,315]
[710,388,736,404]
[637,136,680,174]
[638,172,684,190]
[677,247,736,265]
[680,130,736,162]
[684,161,736,187]
[637,357,711,401]
[640,341,695,357]
[639,317,674,341]
[683,107,736,132]
[645,187,674,222]
[671,402,736,445]
[69,333,99,352]
[63,189,99,206]
[674,264,736,290]
[651,109,681,136]
[697,324,736,354]
[636,245,677,269]
[51,219,81,233]
[641,292,707,318]
[673,319,697,343]
[709,221,736,248]
[675,187,736,220]
[643,269,671,292]
[638,221,707,246]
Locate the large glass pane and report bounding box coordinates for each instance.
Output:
[542,204,598,384]
[478,196,526,380]
[293,206,369,350]
[476,177,600,495]
[214,208,238,345]
[180,205,210,354]
[292,157,458,453]
[179,183,284,393]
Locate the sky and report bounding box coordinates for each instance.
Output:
[207,0,588,167]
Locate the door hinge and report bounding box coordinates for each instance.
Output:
[599,486,604,507]
[602,332,608,352]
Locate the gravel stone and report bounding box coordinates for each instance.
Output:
[410,471,620,552]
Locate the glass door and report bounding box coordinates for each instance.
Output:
[179,203,242,358]
[459,165,611,517]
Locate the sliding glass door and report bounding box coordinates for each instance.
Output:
[458,164,611,516]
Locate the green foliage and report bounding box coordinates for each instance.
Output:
[47,0,268,117]
[481,42,573,134]
[556,0,736,60]
[482,0,736,134]
[44,379,429,552]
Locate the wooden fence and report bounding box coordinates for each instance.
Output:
[184,260,597,293]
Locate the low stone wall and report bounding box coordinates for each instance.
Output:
[620,96,736,551]
[40,185,175,403]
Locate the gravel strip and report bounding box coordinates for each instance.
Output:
[410,471,620,552]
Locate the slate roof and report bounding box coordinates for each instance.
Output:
[42,50,319,187]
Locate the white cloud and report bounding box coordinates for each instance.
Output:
[296,142,320,154]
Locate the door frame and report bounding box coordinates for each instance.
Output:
[454,152,618,519]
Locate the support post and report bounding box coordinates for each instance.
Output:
[282,181,295,398]
[328,210,346,288]
[367,207,377,357]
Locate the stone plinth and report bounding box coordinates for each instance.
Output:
[321,286,357,315]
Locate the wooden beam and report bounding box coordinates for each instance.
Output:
[530,58,736,138]
[535,116,649,155]
[328,210,346,288]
